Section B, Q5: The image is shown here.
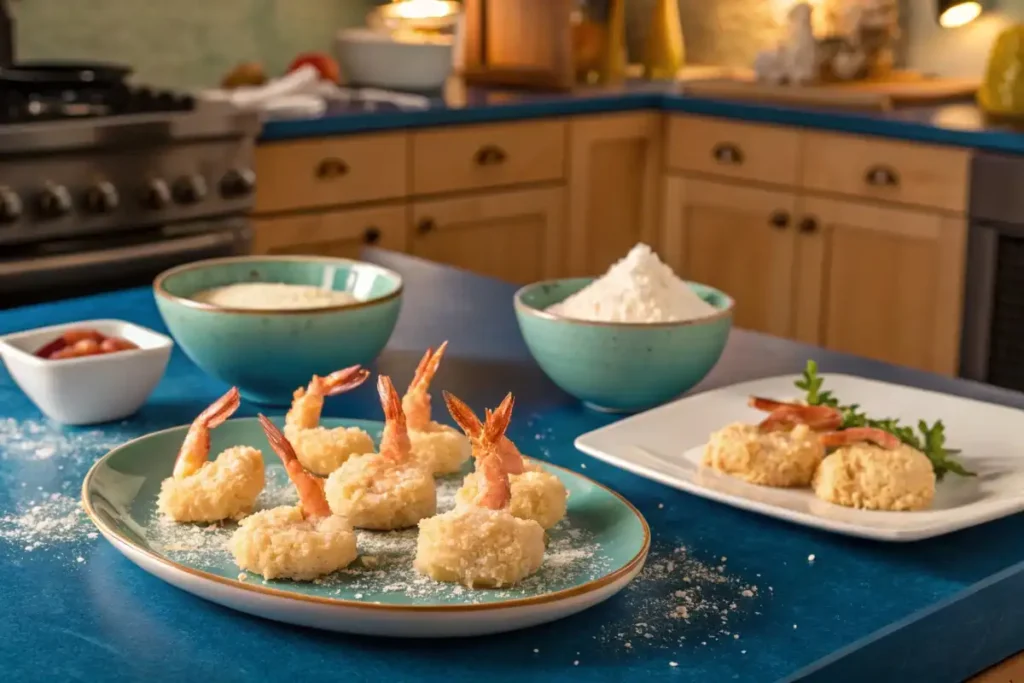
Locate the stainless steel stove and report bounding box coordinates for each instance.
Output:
[0,33,260,308]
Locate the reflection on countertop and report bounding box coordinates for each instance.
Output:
[259,78,1024,153]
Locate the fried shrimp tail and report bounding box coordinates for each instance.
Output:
[819,427,902,450]
[173,387,241,479]
[259,414,332,520]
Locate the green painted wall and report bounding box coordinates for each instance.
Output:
[13,0,372,89]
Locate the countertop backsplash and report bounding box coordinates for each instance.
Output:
[13,0,372,89]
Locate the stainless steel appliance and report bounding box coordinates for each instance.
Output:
[0,10,259,308]
[960,151,1024,391]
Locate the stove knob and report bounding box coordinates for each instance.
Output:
[0,186,23,224]
[36,183,72,220]
[82,181,119,214]
[219,168,256,199]
[143,179,172,209]
[172,175,207,205]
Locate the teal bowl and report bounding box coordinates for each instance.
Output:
[514,278,733,413]
[154,256,402,405]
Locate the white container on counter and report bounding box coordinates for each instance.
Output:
[0,319,173,425]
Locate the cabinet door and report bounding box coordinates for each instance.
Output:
[661,176,799,337]
[252,204,408,257]
[410,187,564,284]
[796,197,966,375]
[566,112,661,276]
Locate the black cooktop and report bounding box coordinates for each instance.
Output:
[0,61,195,124]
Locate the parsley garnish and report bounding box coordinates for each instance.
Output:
[795,360,974,481]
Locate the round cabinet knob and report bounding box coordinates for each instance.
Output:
[769,210,790,229]
[219,168,256,199]
[0,186,23,224]
[172,175,207,205]
[143,179,172,209]
[363,226,381,244]
[82,181,119,214]
[799,217,819,234]
[36,183,73,219]
[417,218,436,235]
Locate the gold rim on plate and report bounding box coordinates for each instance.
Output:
[153,255,404,316]
[513,278,735,328]
[81,419,651,614]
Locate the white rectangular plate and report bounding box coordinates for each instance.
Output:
[575,373,1024,542]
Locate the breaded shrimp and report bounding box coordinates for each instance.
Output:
[228,416,358,581]
[323,375,436,530]
[414,401,545,588]
[402,342,471,475]
[157,388,265,523]
[284,365,374,476]
[447,391,567,529]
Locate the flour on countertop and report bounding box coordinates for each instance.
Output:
[546,243,718,323]
[599,545,762,651]
[0,493,92,550]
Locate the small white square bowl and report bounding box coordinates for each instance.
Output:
[0,319,173,425]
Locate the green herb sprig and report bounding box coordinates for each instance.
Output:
[795,360,974,481]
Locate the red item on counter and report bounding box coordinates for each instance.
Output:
[287,52,341,84]
[35,328,139,360]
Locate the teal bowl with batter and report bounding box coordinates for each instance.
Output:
[514,278,733,413]
[154,256,402,405]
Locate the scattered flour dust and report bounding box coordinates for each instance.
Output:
[546,243,718,323]
[0,493,95,551]
[148,474,608,603]
[599,544,762,651]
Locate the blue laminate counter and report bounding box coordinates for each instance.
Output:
[2,249,1024,682]
[260,80,1024,154]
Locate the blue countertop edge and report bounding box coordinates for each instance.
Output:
[259,84,1024,155]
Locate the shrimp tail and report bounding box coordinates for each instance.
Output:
[198,386,241,430]
[443,391,484,440]
[172,387,240,479]
[258,414,332,520]
[819,427,902,450]
[322,365,371,396]
[378,375,405,426]
[749,396,793,413]
[410,341,448,392]
[758,404,842,432]
[482,393,514,447]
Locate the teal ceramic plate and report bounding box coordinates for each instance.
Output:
[83,418,650,637]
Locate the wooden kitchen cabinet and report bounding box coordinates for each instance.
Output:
[795,197,967,375]
[566,112,662,276]
[661,175,799,338]
[410,186,565,284]
[252,204,408,258]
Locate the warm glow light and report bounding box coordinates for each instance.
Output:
[389,0,457,20]
[939,1,982,28]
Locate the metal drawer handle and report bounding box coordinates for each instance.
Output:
[474,145,507,166]
[712,142,744,165]
[316,158,349,179]
[865,165,899,187]
[769,210,790,229]
[417,218,436,234]
[363,226,381,244]
[799,216,819,234]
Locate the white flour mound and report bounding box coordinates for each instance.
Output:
[547,243,718,323]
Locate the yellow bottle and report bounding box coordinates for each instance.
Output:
[644,0,685,80]
[601,0,627,84]
[978,24,1024,118]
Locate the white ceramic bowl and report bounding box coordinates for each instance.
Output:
[0,319,173,425]
[335,28,453,92]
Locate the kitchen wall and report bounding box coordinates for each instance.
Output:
[13,0,371,89]
[626,0,1024,78]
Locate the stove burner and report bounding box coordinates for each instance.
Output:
[0,84,195,123]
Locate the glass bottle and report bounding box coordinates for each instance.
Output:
[571,0,626,85]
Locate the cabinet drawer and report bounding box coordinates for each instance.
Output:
[801,132,969,213]
[254,133,407,214]
[666,115,801,186]
[411,120,567,195]
[252,204,408,257]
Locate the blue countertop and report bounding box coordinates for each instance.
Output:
[260,80,1024,155]
[3,249,1024,682]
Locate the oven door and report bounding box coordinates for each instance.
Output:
[0,218,252,309]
